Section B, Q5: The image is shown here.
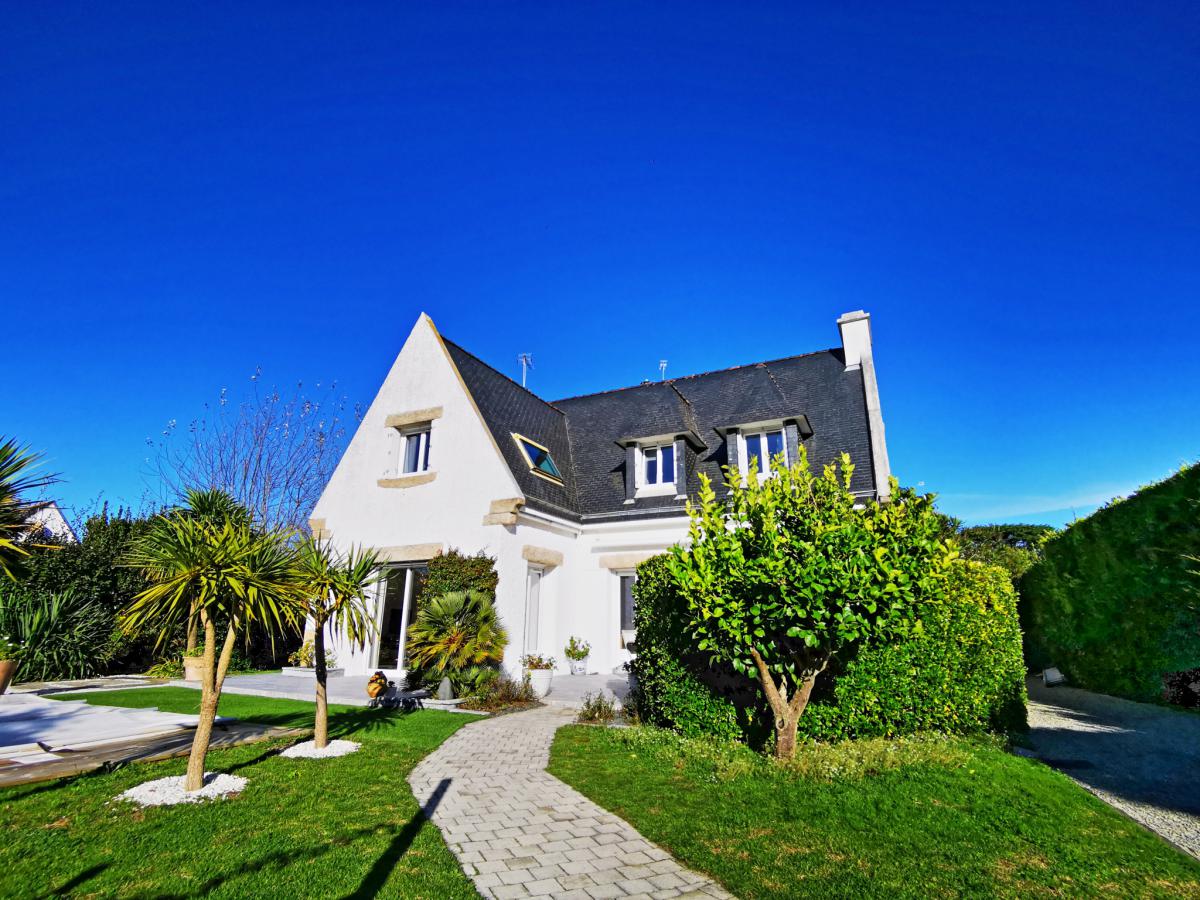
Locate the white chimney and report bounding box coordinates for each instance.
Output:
[837,310,872,370]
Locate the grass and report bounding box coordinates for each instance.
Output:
[549,725,1200,899]
[0,688,480,899]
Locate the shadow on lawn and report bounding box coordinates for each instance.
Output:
[42,863,110,898]
[130,778,455,900]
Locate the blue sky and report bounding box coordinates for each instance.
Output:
[3,3,1197,527]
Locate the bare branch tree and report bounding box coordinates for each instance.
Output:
[145,370,362,533]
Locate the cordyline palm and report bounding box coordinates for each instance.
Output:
[175,488,254,652]
[295,538,381,748]
[406,590,507,687]
[0,438,58,581]
[122,492,304,791]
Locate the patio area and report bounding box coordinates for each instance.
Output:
[170,670,631,709]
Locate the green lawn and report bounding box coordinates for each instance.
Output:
[0,688,479,899]
[549,725,1200,899]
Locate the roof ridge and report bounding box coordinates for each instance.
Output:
[441,337,566,416]
[550,346,840,403]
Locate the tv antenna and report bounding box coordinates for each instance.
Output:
[518,353,534,387]
[659,359,668,381]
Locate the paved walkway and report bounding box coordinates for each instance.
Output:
[409,707,733,900]
[1026,677,1200,858]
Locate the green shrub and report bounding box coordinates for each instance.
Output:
[798,560,1027,740]
[634,555,1026,743]
[405,590,507,695]
[1020,462,1200,702]
[631,555,745,743]
[424,549,499,599]
[577,691,618,724]
[0,587,113,682]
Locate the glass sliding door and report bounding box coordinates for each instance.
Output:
[376,564,427,670]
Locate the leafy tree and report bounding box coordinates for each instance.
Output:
[294,538,380,748]
[667,449,955,759]
[406,590,508,696]
[0,439,57,581]
[122,490,303,791]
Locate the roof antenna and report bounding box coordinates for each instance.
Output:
[518,353,534,388]
[659,359,668,381]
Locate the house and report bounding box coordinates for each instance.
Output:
[23,501,78,543]
[310,310,890,678]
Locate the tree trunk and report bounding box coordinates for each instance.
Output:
[184,618,238,791]
[184,616,218,791]
[313,620,329,749]
[185,601,198,653]
[748,648,824,761]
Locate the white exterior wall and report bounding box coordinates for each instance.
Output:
[311,314,692,678]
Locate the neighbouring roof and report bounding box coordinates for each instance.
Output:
[444,338,878,523]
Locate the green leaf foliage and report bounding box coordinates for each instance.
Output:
[667,449,956,693]
[0,586,113,681]
[634,554,1028,742]
[424,548,499,600]
[1019,461,1200,702]
[405,590,508,695]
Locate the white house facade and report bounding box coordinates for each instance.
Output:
[309,310,890,680]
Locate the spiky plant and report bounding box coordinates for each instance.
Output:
[122,491,304,791]
[405,590,507,693]
[0,439,58,581]
[294,537,380,748]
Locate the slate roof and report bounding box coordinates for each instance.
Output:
[444,338,878,523]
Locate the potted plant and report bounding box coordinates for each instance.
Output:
[521,653,555,698]
[281,638,343,678]
[564,636,591,675]
[0,634,21,695]
[182,645,206,682]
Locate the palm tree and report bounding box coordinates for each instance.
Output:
[175,488,253,652]
[122,490,303,791]
[295,538,381,748]
[0,438,58,581]
[405,590,507,694]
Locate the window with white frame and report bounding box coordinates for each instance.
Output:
[637,442,676,493]
[740,428,786,478]
[618,572,637,637]
[399,424,432,474]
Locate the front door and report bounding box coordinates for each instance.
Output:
[524,567,542,657]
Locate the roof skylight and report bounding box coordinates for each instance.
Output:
[513,434,563,482]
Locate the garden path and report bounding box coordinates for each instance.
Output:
[409,706,734,900]
[1026,676,1200,858]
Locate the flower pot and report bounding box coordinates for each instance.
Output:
[182,655,206,682]
[568,658,589,675]
[525,669,553,698]
[0,659,17,695]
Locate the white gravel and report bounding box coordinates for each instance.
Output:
[117,773,247,807]
[280,739,361,759]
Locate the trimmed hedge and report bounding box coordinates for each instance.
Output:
[425,549,499,600]
[632,554,1027,743]
[630,556,745,743]
[1019,462,1200,703]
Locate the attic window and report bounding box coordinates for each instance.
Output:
[513,434,563,483]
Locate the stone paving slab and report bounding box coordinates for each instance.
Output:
[409,706,734,900]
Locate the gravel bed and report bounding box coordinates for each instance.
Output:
[118,773,247,807]
[280,739,361,759]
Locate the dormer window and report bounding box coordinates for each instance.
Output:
[740,427,786,479]
[400,424,432,474]
[637,442,676,494]
[513,434,563,483]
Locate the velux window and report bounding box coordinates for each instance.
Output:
[400,425,431,474]
[741,428,785,478]
[640,443,675,489]
[513,434,563,483]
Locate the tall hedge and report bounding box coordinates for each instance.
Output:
[424,549,499,599]
[1019,462,1200,702]
[633,554,1027,743]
